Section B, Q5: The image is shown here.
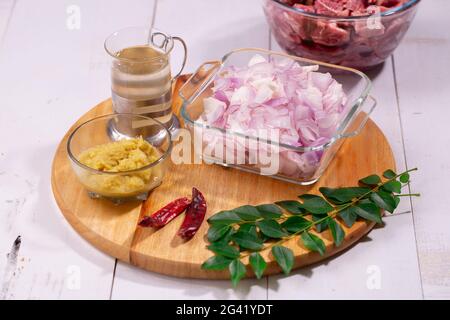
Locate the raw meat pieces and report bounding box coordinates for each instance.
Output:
[265,0,418,69]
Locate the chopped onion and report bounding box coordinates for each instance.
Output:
[199,54,348,179]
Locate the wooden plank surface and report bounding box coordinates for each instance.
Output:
[112,0,422,299]
[394,0,450,299]
[0,0,14,45]
[267,40,423,298]
[0,0,155,299]
[111,0,270,299]
[0,0,446,300]
[51,90,395,280]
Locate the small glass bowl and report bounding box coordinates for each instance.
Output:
[67,113,172,203]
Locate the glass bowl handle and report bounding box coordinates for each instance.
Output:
[341,95,377,138]
[179,60,222,105]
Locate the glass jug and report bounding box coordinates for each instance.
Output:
[105,26,187,135]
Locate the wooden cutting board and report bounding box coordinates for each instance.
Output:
[51,75,395,279]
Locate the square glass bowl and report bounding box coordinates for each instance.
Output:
[179,48,375,185]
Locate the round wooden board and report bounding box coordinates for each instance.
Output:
[51,76,395,279]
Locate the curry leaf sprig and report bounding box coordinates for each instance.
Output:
[201,168,419,286]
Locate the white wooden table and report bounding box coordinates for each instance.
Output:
[0,0,448,300]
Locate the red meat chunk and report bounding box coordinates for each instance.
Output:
[314,0,349,16]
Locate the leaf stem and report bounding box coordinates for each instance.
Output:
[234,214,291,226]
[238,167,418,259]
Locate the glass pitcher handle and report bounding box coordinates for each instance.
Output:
[149,32,187,80]
[172,36,187,79]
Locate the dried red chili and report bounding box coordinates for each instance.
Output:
[139,197,191,228]
[177,187,207,240]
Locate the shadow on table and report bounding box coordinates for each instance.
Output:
[364,61,387,81]
[109,260,268,299]
[267,234,374,293]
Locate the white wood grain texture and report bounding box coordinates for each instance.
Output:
[0,0,438,300]
[111,263,268,300]
[0,0,15,42]
[393,0,450,300]
[153,0,270,74]
[110,0,269,300]
[0,0,155,299]
[268,35,423,298]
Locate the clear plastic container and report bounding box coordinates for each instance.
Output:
[263,0,420,70]
[179,48,376,185]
